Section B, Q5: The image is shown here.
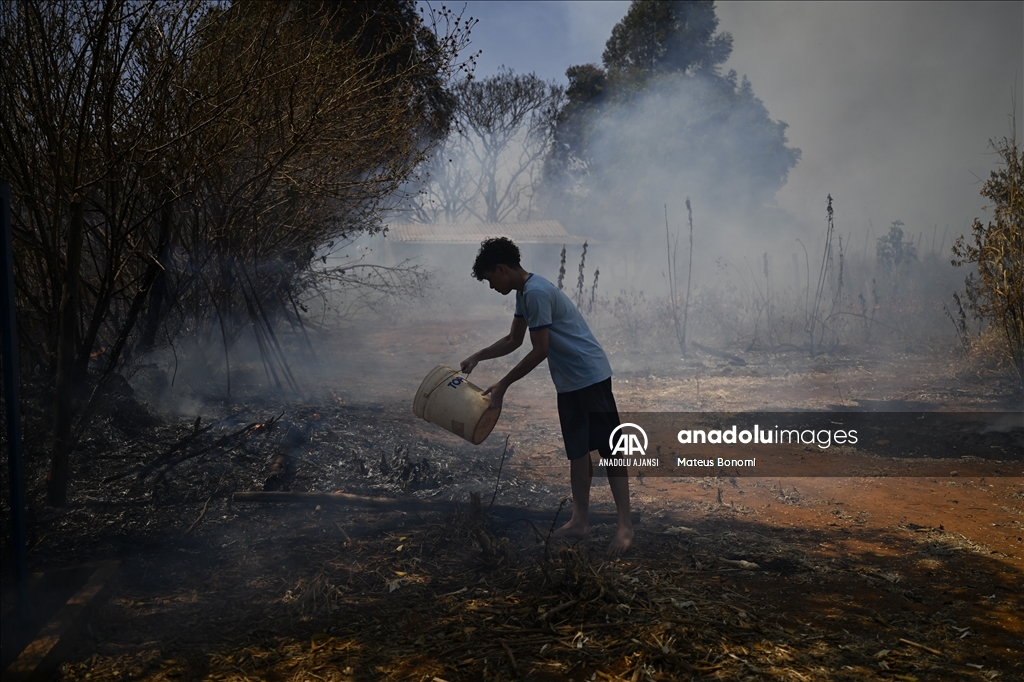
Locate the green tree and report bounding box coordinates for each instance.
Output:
[543,1,799,232]
[603,0,733,84]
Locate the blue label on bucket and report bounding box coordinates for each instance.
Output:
[447,376,465,389]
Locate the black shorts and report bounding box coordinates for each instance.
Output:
[557,377,620,460]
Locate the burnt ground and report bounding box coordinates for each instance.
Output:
[2,318,1022,681]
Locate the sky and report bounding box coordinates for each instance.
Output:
[445,0,1023,247]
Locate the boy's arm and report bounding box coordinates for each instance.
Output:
[481,327,549,412]
[460,317,528,374]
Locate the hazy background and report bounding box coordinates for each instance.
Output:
[154,1,1024,406]
[452,0,1023,237]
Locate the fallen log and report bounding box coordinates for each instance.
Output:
[232,491,638,525]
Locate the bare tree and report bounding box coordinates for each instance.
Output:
[410,68,565,223]
[405,140,476,224]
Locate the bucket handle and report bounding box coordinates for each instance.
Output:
[420,368,458,401]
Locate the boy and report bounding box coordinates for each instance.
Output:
[460,237,633,555]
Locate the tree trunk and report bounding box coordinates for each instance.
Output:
[140,201,171,350]
[48,199,84,506]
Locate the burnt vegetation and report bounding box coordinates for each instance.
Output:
[0,0,472,503]
[1,1,1022,681]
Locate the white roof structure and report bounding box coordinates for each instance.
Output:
[384,220,588,245]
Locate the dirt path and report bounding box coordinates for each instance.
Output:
[325,320,1022,677]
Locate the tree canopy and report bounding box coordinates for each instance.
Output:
[603,0,733,83]
[0,0,469,374]
[543,0,800,234]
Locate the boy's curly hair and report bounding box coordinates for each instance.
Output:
[472,237,521,280]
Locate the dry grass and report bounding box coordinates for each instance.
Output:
[56,512,1017,682]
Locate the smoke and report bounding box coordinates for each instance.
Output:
[461,0,1023,265]
[129,238,531,416]
[135,1,1024,409]
[715,1,1024,234]
[550,72,798,236]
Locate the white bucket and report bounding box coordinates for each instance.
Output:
[413,365,500,445]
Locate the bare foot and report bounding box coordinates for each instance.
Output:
[552,518,589,540]
[608,526,634,556]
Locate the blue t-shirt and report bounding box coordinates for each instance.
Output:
[515,273,612,393]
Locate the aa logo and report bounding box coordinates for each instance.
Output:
[609,423,648,457]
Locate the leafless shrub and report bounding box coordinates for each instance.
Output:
[609,290,648,351]
[597,289,675,354]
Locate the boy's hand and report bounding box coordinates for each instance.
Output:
[460,355,478,374]
[482,382,506,412]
